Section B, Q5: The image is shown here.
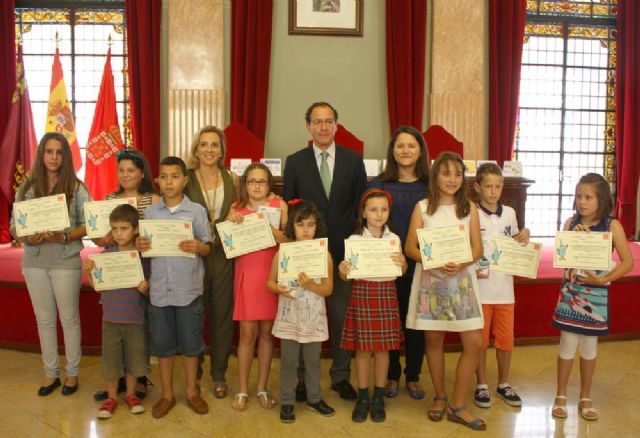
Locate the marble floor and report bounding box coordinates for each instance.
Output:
[1,341,639,438]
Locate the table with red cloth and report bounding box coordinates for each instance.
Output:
[1,241,639,353]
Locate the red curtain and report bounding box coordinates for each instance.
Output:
[230,0,273,143]
[0,0,16,243]
[615,0,640,237]
[488,0,526,166]
[385,0,427,133]
[125,0,161,177]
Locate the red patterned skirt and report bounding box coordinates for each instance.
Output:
[340,280,402,351]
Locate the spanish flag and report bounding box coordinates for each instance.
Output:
[45,48,82,171]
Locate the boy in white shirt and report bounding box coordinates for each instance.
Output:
[473,163,529,408]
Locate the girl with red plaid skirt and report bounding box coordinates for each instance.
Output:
[339,189,407,423]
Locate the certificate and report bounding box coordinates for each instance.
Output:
[278,238,329,281]
[88,250,145,292]
[84,197,137,238]
[13,194,70,237]
[139,220,196,258]
[553,231,612,271]
[216,213,276,258]
[257,205,281,228]
[416,224,472,269]
[344,238,402,279]
[488,237,542,279]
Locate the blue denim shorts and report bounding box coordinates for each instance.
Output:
[148,296,205,357]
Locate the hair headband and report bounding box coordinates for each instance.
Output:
[361,189,392,207]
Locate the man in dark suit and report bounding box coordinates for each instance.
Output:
[283,102,367,401]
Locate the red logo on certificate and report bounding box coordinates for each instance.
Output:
[320,240,325,247]
[603,234,609,240]
[459,224,465,231]
[57,195,64,201]
[184,223,191,230]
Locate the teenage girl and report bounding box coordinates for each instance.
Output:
[10,132,90,396]
[551,173,633,421]
[268,200,335,424]
[339,189,406,423]
[227,163,288,411]
[405,152,486,431]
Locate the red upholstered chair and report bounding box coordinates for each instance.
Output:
[423,124,464,159]
[223,122,265,167]
[308,123,364,156]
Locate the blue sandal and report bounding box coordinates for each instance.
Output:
[447,405,486,431]
[427,395,447,422]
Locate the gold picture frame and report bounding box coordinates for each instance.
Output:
[289,0,363,37]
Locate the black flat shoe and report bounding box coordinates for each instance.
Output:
[331,380,358,400]
[61,381,78,396]
[38,378,61,397]
[370,397,386,422]
[351,398,369,423]
[306,400,336,417]
[295,381,307,402]
[135,376,152,400]
[280,405,295,423]
[94,376,126,401]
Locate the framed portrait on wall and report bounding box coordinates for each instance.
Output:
[289,0,363,36]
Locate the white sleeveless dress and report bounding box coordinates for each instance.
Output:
[406,200,484,332]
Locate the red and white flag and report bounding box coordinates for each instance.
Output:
[85,48,124,200]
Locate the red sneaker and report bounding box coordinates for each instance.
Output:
[125,394,145,414]
[97,398,118,419]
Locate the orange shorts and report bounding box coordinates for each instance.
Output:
[481,304,514,351]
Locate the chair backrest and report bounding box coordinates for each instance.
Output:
[307,123,364,156]
[423,125,463,159]
[223,122,265,167]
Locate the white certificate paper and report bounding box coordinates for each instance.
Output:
[553,231,612,271]
[344,238,402,279]
[13,194,71,237]
[89,250,145,291]
[489,237,542,279]
[278,238,329,281]
[216,213,276,258]
[84,197,137,238]
[257,205,282,228]
[139,220,196,258]
[417,224,473,269]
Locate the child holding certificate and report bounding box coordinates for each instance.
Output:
[268,200,335,424]
[137,156,212,419]
[405,152,485,431]
[11,132,90,397]
[472,163,529,409]
[551,173,633,421]
[227,163,288,412]
[84,204,150,419]
[338,189,406,423]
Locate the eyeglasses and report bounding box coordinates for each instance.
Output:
[310,119,336,127]
[246,179,269,187]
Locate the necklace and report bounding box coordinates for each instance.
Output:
[196,168,220,223]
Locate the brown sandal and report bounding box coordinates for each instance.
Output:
[213,381,227,399]
[231,393,248,412]
[257,391,277,409]
[427,395,447,422]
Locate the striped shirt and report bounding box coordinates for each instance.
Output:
[100,246,151,324]
[106,192,155,219]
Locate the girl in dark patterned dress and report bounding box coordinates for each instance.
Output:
[339,189,406,423]
[551,173,633,421]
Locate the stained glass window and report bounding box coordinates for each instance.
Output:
[515,0,616,237]
[15,2,127,178]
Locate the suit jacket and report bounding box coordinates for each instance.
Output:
[283,145,367,261]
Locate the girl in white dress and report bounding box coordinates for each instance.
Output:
[405,152,485,431]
